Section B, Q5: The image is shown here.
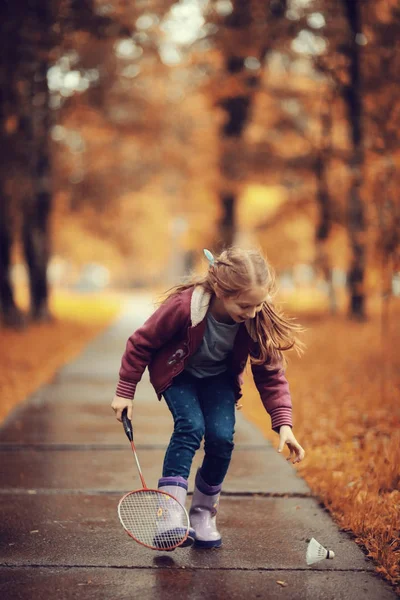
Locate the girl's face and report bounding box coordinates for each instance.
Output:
[217,286,268,323]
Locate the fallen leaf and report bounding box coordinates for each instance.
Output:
[276,581,288,587]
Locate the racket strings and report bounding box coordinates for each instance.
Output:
[118,490,189,550]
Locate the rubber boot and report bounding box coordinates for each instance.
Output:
[153,476,196,550]
[189,469,222,549]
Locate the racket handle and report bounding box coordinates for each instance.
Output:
[121,408,133,442]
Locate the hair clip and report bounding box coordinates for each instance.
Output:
[203,248,215,266]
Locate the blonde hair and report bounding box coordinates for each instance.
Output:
[160,246,305,369]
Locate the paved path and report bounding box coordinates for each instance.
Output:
[0,294,397,599]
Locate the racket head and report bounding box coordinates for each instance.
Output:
[118,488,190,551]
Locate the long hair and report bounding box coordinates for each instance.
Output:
[160,246,305,368]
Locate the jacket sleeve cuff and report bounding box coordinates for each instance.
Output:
[116,378,136,400]
[270,407,293,431]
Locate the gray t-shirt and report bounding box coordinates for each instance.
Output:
[185,311,240,378]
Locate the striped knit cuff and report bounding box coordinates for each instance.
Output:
[270,406,292,431]
[196,469,222,495]
[116,378,136,400]
[158,476,188,490]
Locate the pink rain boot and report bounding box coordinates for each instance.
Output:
[189,469,222,549]
[154,476,196,550]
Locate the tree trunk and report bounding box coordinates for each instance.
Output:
[21,56,53,322]
[342,0,366,319]
[217,95,251,250]
[18,2,53,322]
[315,95,336,314]
[216,0,287,251]
[219,191,236,248]
[0,1,25,327]
[22,185,52,322]
[0,194,25,327]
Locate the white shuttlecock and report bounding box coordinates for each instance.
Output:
[306,537,335,565]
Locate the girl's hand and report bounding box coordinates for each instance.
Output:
[278,425,305,464]
[111,395,133,422]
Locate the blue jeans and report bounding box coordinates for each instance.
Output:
[162,370,236,486]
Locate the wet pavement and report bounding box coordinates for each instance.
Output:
[0,294,397,599]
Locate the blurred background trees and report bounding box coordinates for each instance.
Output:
[1,0,399,326]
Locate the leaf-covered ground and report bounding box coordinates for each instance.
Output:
[0,290,121,424]
[242,298,400,595]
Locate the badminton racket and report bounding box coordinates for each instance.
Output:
[117,408,190,551]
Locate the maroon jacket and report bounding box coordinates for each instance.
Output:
[116,286,293,431]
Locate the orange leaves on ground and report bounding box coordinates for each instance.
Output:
[242,296,400,593]
[0,290,121,424]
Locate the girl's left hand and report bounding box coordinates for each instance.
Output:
[278,425,305,464]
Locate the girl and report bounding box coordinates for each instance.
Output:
[111,247,305,549]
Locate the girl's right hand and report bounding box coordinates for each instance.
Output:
[111,395,133,422]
